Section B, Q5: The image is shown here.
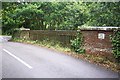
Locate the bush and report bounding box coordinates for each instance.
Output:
[111,30,120,62]
[70,32,85,54]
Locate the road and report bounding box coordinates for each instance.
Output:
[1,36,119,78]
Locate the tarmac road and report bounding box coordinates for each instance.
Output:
[1,37,119,78]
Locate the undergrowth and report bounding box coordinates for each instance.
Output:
[12,38,71,52]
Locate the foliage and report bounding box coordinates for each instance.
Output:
[111,31,120,62]
[2,2,120,35]
[83,2,120,26]
[70,32,85,54]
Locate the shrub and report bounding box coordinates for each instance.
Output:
[70,32,85,54]
[111,30,120,62]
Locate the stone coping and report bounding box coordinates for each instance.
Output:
[16,27,120,31]
[79,27,120,31]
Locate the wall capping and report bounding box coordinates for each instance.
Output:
[79,27,120,31]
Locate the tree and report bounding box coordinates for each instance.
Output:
[83,2,120,26]
[2,2,120,35]
[2,2,18,35]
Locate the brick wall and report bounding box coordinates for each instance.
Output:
[14,27,119,59]
[81,30,113,57]
[29,30,77,47]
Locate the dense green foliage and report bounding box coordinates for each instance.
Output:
[70,32,85,54]
[2,2,120,35]
[111,31,120,62]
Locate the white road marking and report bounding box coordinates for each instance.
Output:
[3,49,33,69]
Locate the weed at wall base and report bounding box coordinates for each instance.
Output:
[70,32,85,54]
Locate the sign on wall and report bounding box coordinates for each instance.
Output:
[98,33,105,39]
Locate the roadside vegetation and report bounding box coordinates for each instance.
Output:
[111,31,120,63]
[70,32,85,54]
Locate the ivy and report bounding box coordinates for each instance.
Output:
[111,30,120,62]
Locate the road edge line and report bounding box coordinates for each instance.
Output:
[3,49,33,69]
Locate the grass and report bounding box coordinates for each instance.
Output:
[12,38,120,72]
[12,38,71,52]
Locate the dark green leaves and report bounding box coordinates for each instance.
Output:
[111,31,120,62]
[2,2,120,35]
[70,32,85,54]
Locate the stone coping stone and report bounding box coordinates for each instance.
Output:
[79,27,120,31]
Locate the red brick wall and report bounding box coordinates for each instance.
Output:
[16,29,116,59]
[81,30,113,57]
